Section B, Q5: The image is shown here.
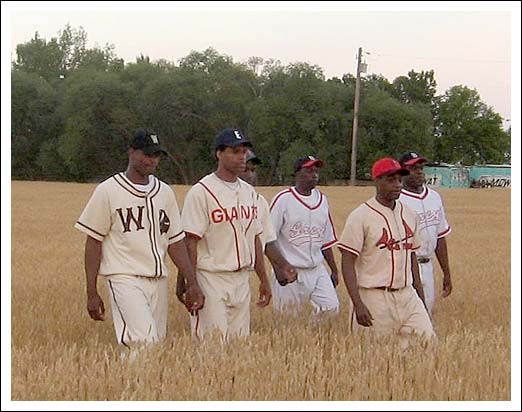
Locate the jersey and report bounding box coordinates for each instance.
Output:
[269,187,337,269]
[399,186,451,258]
[337,197,421,289]
[74,173,185,278]
[255,192,276,248]
[181,173,263,273]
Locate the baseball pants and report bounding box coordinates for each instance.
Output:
[350,285,435,348]
[272,265,339,314]
[106,274,168,347]
[418,260,435,315]
[190,269,251,339]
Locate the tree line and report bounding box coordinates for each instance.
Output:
[11,24,511,185]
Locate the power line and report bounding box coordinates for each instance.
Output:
[372,53,510,64]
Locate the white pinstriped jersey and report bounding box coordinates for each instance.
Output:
[337,197,421,289]
[74,173,185,278]
[270,187,337,269]
[181,173,263,273]
[399,186,451,258]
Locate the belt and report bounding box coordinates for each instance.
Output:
[417,257,430,264]
[374,286,401,292]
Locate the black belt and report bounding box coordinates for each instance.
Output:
[417,257,431,264]
[374,286,401,292]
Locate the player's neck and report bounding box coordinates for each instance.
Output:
[295,184,313,196]
[403,182,424,194]
[215,169,238,183]
[125,168,150,185]
[375,194,396,209]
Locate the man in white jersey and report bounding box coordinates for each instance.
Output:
[338,158,434,347]
[179,128,273,339]
[75,130,204,348]
[270,156,340,314]
[398,151,453,315]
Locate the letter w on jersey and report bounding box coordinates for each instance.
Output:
[116,206,145,232]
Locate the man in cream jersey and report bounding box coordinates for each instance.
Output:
[75,130,204,348]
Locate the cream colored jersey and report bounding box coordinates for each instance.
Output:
[399,186,451,258]
[181,173,263,273]
[256,192,276,248]
[75,173,185,278]
[338,197,421,289]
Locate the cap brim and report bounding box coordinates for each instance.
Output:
[142,145,168,156]
[247,156,262,165]
[301,159,324,169]
[229,140,253,148]
[375,167,409,179]
[403,157,427,166]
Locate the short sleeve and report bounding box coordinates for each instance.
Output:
[181,184,209,239]
[166,186,185,244]
[74,184,111,241]
[337,209,364,256]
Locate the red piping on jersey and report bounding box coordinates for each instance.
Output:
[76,221,105,238]
[270,189,292,212]
[198,181,241,271]
[400,186,429,200]
[438,226,452,238]
[399,203,408,288]
[328,212,338,240]
[364,201,396,288]
[289,187,324,210]
[169,231,185,241]
[321,239,337,250]
[337,243,360,256]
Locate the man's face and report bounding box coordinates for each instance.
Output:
[129,148,161,177]
[295,165,320,189]
[238,161,257,185]
[217,145,249,176]
[402,161,426,187]
[376,172,403,201]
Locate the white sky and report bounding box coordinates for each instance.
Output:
[1,1,521,410]
[4,1,518,122]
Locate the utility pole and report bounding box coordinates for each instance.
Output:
[350,47,362,186]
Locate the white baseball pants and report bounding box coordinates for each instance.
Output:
[105,274,168,347]
[190,269,251,340]
[272,265,339,314]
[418,260,435,315]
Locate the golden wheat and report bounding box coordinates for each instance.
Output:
[10,181,511,401]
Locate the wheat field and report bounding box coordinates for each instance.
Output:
[9,181,512,401]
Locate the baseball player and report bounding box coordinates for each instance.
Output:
[269,156,340,314]
[179,128,272,340]
[398,151,453,315]
[75,130,204,348]
[338,157,435,348]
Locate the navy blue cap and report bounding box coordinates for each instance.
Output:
[214,128,252,148]
[246,151,262,165]
[130,130,168,155]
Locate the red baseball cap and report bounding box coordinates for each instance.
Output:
[372,157,409,179]
[294,156,325,173]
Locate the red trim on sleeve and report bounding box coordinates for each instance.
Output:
[184,231,202,240]
[321,239,338,250]
[337,243,360,256]
[437,227,452,238]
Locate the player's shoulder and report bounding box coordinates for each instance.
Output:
[270,187,293,207]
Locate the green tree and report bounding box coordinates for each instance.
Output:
[435,85,510,164]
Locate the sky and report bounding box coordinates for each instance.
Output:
[1,2,521,410]
[4,1,518,123]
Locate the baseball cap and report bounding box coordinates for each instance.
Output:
[372,157,409,179]
[399,151,428,166]
[214,128,252,148]
[246,151,262,165]
[130,130,168,155]
[294,155,325,173]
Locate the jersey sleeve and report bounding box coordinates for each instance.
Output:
[321,197,338,250]
[269,193,286,237]
[411,212,422,251]
[337,209,363,256]
[258,194,276,245]
[436,195,452,238]
[181,184,209,239]
[166,186,185,245]
[74,184,111,242]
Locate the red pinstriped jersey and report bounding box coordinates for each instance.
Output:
[74,173,185,278]
[181,173,262,273]
[399,186,451,258]
[337,197,421,289]
[270,187,337,269]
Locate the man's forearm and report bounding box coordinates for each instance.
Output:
[85,236,102,297]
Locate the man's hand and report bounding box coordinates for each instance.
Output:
[442,275,452,298]
[274,263,298,286]
[87,293,105,321]
[257,279,272,307]
[354,302,373,327]
[176,273,187,304]
[184,283,205,314]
